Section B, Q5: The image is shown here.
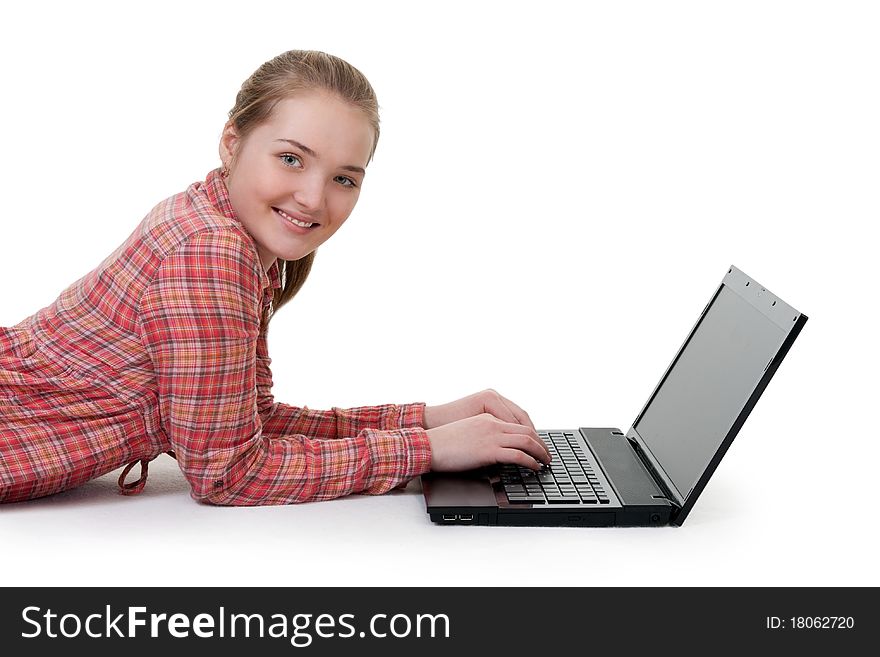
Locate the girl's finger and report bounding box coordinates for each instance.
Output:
[486,389,536,433]
[500,432,551,464]
[497,447,542,471]
[498,393,536,432]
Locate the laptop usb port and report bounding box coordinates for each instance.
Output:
[458,514,474,522]
[442,514,457,522]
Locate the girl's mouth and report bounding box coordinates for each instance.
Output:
[273,207,318,232]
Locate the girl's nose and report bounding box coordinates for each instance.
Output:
[292,173,325,212]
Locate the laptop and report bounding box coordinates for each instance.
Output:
[421,265,807,527]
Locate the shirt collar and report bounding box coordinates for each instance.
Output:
[203,167,283,293]
[203,167,238,223]
[267,259,282,291]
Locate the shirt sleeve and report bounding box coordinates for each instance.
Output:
[255,318,427,439]
[137,229,433,506]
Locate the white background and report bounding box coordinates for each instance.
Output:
[1,1,878,586]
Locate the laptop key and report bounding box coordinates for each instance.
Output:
[546,495,579,504]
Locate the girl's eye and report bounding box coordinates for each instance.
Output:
[280,154,357,188]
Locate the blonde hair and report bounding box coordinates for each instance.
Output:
[225,49,380,327]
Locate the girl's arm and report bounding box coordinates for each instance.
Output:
[138,229,432,506]
[255,326,426,439]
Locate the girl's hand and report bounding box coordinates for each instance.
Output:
[425,413,552,472]
[423,389,537,432]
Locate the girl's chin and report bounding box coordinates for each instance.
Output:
[277,248,315,262]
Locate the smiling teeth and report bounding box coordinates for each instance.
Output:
[276,208,314,228]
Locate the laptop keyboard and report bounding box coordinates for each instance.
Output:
[501,431,610,505]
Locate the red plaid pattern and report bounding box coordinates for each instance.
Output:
[1,168,432,505]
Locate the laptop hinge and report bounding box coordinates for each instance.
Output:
[623,434,681,509]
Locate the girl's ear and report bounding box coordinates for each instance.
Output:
[218,121,240,168]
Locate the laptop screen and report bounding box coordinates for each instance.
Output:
[632,270,796,502]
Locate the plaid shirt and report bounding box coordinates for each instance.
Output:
[0,168,432,505]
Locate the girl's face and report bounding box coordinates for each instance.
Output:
[219,90,374,271]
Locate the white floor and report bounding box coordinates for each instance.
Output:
[3,450,875,587]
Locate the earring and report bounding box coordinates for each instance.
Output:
[221,163,230,178]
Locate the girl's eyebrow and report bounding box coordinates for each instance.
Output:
[274,138,366,175]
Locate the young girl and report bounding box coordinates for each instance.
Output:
[0,50,551,505]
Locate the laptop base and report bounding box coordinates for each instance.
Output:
[423,428,678,527]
